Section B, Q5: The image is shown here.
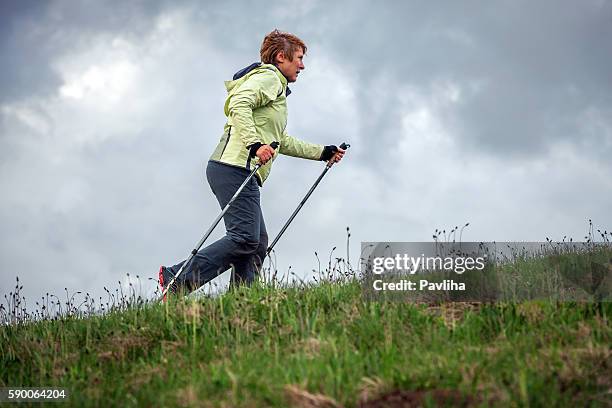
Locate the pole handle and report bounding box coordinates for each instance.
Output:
[252,141,280,170]
[325,142,350,167]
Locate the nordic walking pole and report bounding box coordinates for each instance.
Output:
[266,142,350,256]
[160,141,279,301]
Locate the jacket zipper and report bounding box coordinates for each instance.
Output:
[220,126,231,160]
[246,149,252,170]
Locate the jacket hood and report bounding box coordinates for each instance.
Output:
[225,62,292,96]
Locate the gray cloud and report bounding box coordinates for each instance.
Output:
[306,0,612,159]
[1,0,610,305]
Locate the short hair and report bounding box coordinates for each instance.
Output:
[260,29,307,64]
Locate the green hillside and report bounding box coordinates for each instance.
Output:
[2,274,611,407]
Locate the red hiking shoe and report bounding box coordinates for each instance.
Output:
[158,266,176,302]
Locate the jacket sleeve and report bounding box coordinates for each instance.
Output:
[224,71,282,148]
[280,130,325,160]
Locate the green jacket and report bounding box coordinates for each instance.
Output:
[209,63,324,185]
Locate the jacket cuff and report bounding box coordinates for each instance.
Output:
[319,145,337,161]
[247,142,263,158]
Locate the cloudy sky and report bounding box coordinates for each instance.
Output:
[1,0,611,304]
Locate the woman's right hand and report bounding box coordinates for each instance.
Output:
[256,144,276,164]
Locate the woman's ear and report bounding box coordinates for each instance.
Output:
[275,50,286,64]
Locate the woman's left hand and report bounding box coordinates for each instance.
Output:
[331,147,345,163]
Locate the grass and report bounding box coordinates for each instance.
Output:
[1,276,611,406]
[2,224,611,407]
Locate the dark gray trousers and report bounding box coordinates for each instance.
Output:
[167,160,268,290]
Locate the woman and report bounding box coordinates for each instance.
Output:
[159,29,345,297]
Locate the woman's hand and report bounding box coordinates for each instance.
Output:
[256,144,276,164]
[331,147,345,163]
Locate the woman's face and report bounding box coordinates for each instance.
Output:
[275,49,305,83]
